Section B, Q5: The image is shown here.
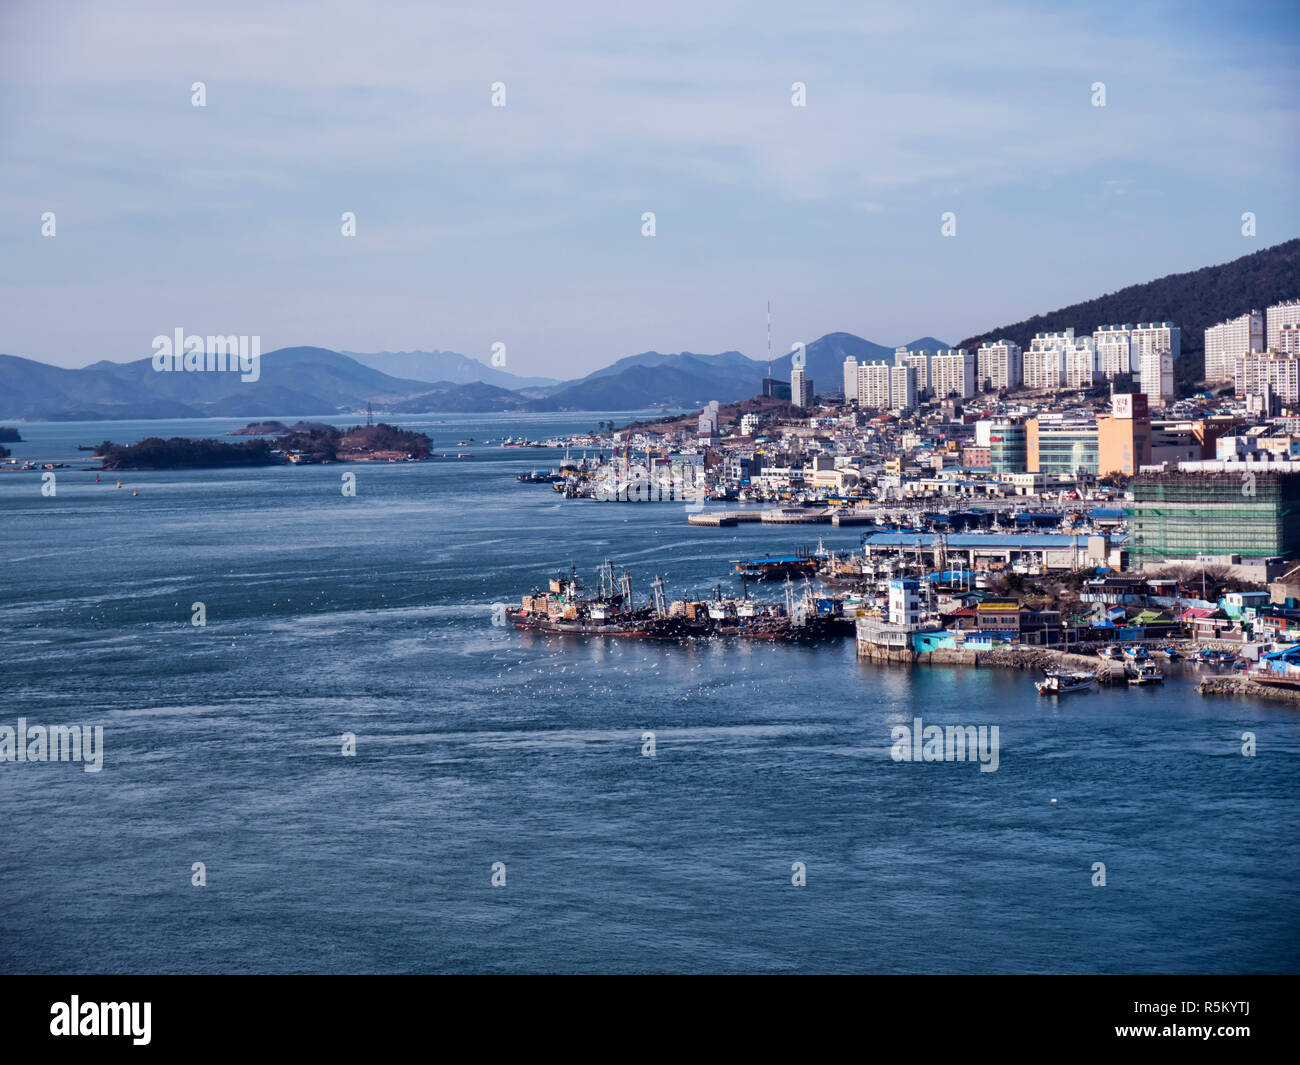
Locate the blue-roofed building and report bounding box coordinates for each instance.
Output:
[859,530,1114,572]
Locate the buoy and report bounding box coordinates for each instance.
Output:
[95,475,101,483]
[115,480,121,488]
[132,488,138,497]
[1050,798,1058,804]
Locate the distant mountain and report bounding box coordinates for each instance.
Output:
[765,333,949,392]
[0,347,442,421]
[957,238,1300,368]
[0,334,953,419]
[904,336,950,352]
[388,380,538,413]
[544,350,763,409]
[341,349,558,390]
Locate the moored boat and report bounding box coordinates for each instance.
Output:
[1128,662,1164,685]
[1036,670,1097,695]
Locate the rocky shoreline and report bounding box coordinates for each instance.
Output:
[1195,674,1300,705]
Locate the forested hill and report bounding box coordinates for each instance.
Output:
[957,238,1300,365]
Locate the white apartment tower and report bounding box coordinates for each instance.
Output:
[859,362,892,410]
[890,364,918,410]
[791,366,813,410]
[895,347,931,398]
[1093,325,1136,380]
[1236,352,1300,406]
[842,356,859,403]
[1266,299,1300,352]
[1204,311,1263,383]
[1278,323,1300,356]
[1023,330,1073,390]
[1063,337,1098,390]
[975,340,1021,392]
[929,348,975,399]
[1129,322,1180,403]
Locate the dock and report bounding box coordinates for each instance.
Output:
[688,511,763,527]
[760,507,832,524]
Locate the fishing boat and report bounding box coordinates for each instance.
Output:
[1098,644,1123,660]
[1036,670,1096,695]
[517,470,559,483]
[1122,644,1150,660]
[1128,662,1164,685]
[730,555,819,581]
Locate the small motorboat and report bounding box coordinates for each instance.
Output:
[1128,662,1164,685]
[1098,645,1122,660]
[1036,670,1097,695]
[1122,644,1150,660]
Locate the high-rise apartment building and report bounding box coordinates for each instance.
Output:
[975,339,1022,391]
[1204,310,1263,383]
[929,349,975,399]
[791,366,813,409]
[1023,330,1073,390]
[1235,352,1300,407]
[895,347,931,398]
[1093,325,1136,380]
[1063,337,1098,390]
[1279,324,1300,357]
[1129,322,1179,403]
[1266,299,1300,352]
[890,365,918,410]
[859,362,892,410]
[842,356,859,403]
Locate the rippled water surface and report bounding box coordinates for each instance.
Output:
[2,415,1298,973]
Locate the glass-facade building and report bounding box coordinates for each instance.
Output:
[989,421,1027,474]
[1035,425,1099,476]
[1128,469,1300,561]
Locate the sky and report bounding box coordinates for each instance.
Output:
[1,0,1297,380]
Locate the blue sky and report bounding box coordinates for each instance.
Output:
[1,0,1297,379]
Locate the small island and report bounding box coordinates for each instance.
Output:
[97,422,432,469]
[0,427,23,443]
[97,437,274,470]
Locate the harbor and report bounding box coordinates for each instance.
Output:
[501,549,1299,702]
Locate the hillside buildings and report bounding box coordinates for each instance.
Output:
[1266,299,1300,352]
[929,349,976,399]
[1094,325,1136,380]
[1236,352,1300,413]
[975,340,1022,391]
[1023,331,1070,390]
[1204,310,1264,384]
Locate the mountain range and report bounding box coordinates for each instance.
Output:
[0,336,944,421]
[339,350,558,391]
[3,239,1296,421]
